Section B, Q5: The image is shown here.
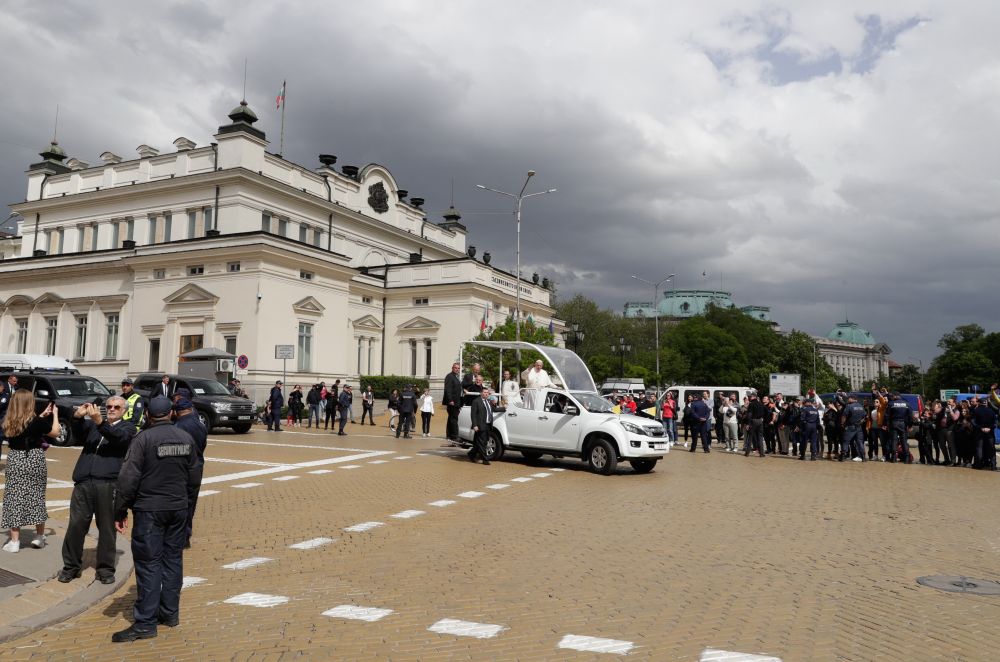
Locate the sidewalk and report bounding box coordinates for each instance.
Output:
[0,516,133,643]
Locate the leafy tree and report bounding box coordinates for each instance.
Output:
[704,304,782,369]
[778,331,845,394]
[464,317,555,386]
[881,364,924,395]
[664,317,748,385]
[937,324,986,351]
[927,324,999,396]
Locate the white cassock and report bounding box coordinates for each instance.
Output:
[521,367,553,390]
[501,379,520,405]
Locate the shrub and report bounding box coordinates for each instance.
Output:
[359,375,430,399]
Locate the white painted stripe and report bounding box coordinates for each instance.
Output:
[368,460,388,464]
[550,468,567,472]
[45,458,58,462]
[45,500,71,508]
[344,521,384,532]
[394,456,413,460]
[558,634,635,655]
[429,500,456,507]
[224,592,289,608]
[322,605,394,622]
[340,465,362,470]
[308,469,333,474]
[2,479,76,490]
[198,490,221,497]
[428,618,507,639]
[200,450,391,485]
[207,457,289,467]
[458,491,485,499]
[391,510,425,519]
[222,556,273,570]
[289,537,336,550]
[700,649,782,662]
[232,482,261,489]
[486,483,510,490]
[530,472,552,478]
[272,475,299,481]
[510,477,533,483]
[208,438,372,452]
[182,576,207,589]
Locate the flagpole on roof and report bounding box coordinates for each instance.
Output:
[278,79,287,157]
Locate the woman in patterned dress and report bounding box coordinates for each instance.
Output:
[2,390,60,553]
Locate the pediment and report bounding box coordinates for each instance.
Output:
[163,283,219,306]
[353,314,383,330]
[397,315,440,332]
[293,296,326,316]
[33,292,64,306]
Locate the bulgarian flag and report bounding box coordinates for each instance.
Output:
[276,81,286,109]
[480,303,489,332]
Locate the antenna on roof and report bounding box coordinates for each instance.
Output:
[450,177,455,207]
[52,104,59,142]
[242,57,248,103]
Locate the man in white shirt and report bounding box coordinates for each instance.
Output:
[500,369,520,407]
[521,360,553,390]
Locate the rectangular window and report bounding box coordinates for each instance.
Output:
[148,216,158,243]
[225,336,237,356]
[227,261,241,272]
[424,339,432,377]
[148,338,160,371]
[74,315,88,359]
[188,265,204,276]
[312,230,322,248]
[15,319,28,353]
[126,218,135,241]
[362,296,372,304]
[104,314,119,359]
[163,212,172,241]
[298,224,307,243]
[45,317,58,355]
[90,224,99,251]
[410,340,418,377]
[261,212,271,232]
[180,334,203,356]
[413,297,429,306]
[204,207,213,232]
[299,270,313,281]
[278,219,288,237]
[187,211,196,238]
[111,223,120,249]
[297,323,312,372]
[153,269,166,279]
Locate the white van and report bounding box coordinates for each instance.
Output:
[0,354,78,373]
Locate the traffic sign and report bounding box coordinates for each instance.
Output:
[237,354,249,370]
[235,368,249,376]
[770,373,801,396]
[940,389,959,401]
[274,345,294,360]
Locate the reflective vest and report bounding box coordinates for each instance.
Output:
[123,392,144,430]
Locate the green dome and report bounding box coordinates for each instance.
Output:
[827,321,875,345]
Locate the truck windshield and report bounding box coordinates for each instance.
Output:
[47,378,111,397]
[186,379,231,396]
[573,392,614,413]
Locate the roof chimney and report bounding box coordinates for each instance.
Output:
[173,137,196,151]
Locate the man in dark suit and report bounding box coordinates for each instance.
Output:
[0,374,17,423]
[443,362,463,443]
[267,381,284,431]
[469,386,494,465]
[337,385,352,436]
[152,375,174,400]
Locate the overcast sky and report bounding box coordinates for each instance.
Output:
[1,1,997,366]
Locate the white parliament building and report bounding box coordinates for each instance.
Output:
[0,101,560,400]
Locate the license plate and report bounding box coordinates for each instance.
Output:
[237,416,251,420]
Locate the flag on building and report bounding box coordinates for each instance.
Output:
[276,81,286,109]
[548,319,554,333]
[480,303,488,332]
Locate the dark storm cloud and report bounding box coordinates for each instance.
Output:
[1,1,997,366]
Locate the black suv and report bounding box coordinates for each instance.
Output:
[0,371,113,447]
[133,373,253,433]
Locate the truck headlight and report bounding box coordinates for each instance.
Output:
[620,421,644,435]
[212,402,232,412]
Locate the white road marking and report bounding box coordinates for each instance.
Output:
[558,634,635,655]
[232,483,261,489]
[486,483,510,490]
[700,649,782,661]
[182,577,207,589]
[550,468,566,472]
[207,457,289,467]
[198,490,221,497]
[208,438,374,452]
[429,500,456,507]
[200,451,390,485]
[510,477,533,483]
[272,475,299,481]
[368,460,388,464]
[391,510,425,519]
[45,458,58,462]
[530,472,552,478]
[394,456,413,460]
[224,592,289,608]
[322,605,394,622]
[340,465,362,470]
[428,618,507,639]
[3,479,75,491]
[222,557,273,570]
[458,491,485,499]
[45,500,71,508]
[289,537,336,550]
[344,521,384,533]
[308,469,333,474]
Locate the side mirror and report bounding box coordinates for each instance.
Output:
[109,390,117,396]
[564,405,579,416]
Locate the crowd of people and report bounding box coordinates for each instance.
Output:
[668,383,999,470]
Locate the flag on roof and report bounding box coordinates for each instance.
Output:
[548,319,554,333]
[480,302,488,332]
[276,81,286,109]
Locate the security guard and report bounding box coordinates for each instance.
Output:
[886,393,912,464]
[396,384,416,439]
[799,399,820,460]
[172,395,207,548]
[120,377,145,431]
[840,395,868,462]
[112,396,201,643]
[688,393,711,453]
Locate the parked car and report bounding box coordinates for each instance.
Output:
[0,371,112,446]
[133,373,254,433]
[458,342,669,474]
[0,353,79,373]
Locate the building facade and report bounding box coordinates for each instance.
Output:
[813,321,891,390]
[624,290,775,326]
[0,102,560,401]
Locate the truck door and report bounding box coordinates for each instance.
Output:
[504,388,542,448]
[538,391,582,451]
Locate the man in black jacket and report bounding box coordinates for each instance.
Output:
[469,386,494,465]
[337,385,352,436]
[112,397,201,642]
[396,384,416,439]
[59,396,135,584]
[306,384,321,428]
[173,397,207,548]
[443,362,463,442]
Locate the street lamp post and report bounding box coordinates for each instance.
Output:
[611,336,631,378]
[907,356,925,396]
[476,172,557,348]
[631,273,673,396]
[562,321,585,354]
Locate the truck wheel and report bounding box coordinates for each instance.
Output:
[588,439,618,475]
[486,432,505,462]
[232,423,252,434]
[52,423,73,447]
[629,458,658,473]
[521,450,543,461]
[198,411,212,430]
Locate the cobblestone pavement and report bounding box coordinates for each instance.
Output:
[4,420,1000,661]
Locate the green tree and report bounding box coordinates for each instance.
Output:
[704,304,782,369]
[927,324,999,395]
[937,324,986,351]
[464,317,555,386]
[778,331,844,394]
[664,317,748,385]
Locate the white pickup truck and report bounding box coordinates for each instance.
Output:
[457,342,669,474]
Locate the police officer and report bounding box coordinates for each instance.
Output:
[886,393,912,464]
[173,395,207,548]
[971,397,998,470]
[688,392,711,453]
[267,380,284,431]
[112,396,201,642]
[120,377,145,431]
[337,385,351,435]
[799,399,820,461]
[745,390,767,458]
[59,397,136,584]
[840,395,867,462]
[396,384,416,439]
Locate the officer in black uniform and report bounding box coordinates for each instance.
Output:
[799,400,820,460]
[173,395,207,548]
[745,390,767,457]
[396,384,416,439]
[111,396,201,643]
[971,398,998,470]
[840,395,867,462]
[886,393,912,464]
